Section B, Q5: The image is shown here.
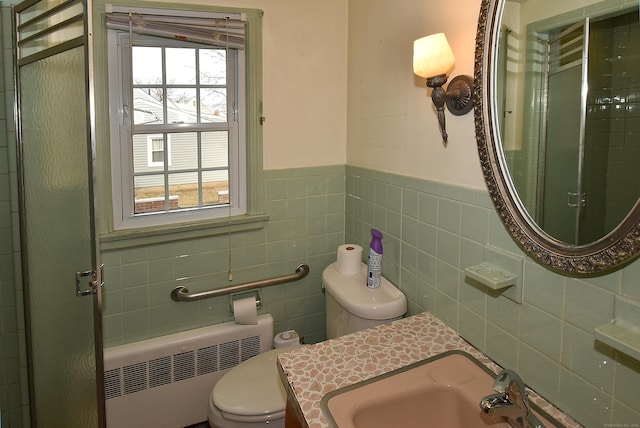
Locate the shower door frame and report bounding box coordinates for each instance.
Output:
[13,0,105,426]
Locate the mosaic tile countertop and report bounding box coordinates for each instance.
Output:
[277,311,582,428]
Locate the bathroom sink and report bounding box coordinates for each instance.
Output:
[321,350,561,428]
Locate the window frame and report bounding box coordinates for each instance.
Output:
[105,10,259,233]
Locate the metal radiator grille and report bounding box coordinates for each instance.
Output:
[105,335,261,400]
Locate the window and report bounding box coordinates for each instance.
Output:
[106,7,263,231]
[147,135,170,167]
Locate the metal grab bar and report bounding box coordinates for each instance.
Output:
[170,263,310,302]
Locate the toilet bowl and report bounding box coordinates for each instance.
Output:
[208,260,407,427]
[208,346,299,428]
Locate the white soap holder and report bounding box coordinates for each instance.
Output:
[594,295,640,362]
[464,262,517,290]
[594,320,640,362]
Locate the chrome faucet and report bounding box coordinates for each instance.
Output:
[479,369,546,428]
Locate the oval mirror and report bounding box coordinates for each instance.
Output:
[474,0,640,275]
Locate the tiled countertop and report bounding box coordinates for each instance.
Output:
[277,311,582,428]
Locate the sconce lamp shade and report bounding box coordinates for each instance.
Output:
[413,33,455,78]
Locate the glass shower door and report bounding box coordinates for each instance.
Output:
[15,0,104,426]
[539,20,589,244]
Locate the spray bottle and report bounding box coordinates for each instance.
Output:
[367,229,383,288]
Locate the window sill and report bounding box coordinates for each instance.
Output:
[99,213,268,251]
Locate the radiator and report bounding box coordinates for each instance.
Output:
[104,314,274,428]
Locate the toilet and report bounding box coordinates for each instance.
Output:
[207,262,407,427]
[322,261,407,338]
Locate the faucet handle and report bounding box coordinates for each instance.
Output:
[493,369,527,394]
[481,369,546,428]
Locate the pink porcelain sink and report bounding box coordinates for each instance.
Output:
[321,351,560,428]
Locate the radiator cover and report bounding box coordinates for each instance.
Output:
[104,314,273,428]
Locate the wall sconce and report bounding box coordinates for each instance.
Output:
[413,33,474,145]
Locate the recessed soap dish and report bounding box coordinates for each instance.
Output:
[465,262,517,290]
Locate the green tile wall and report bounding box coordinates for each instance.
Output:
[8,155,640,428]
[101,165,345,347]
[345,165,640,427]
[5,122,639,427]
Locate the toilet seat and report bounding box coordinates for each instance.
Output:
[209,346,299,426]
[209,402,285,428]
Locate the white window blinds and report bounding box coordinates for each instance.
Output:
[105,5,246,49]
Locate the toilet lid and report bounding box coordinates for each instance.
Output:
[212,347,298,418]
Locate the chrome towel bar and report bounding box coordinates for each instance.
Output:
[170,263,310,302]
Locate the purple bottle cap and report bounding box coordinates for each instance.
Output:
[370,228,383,254]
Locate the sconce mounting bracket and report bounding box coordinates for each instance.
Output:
[445,75,475,116]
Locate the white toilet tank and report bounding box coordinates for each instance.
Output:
[323,261,407,339]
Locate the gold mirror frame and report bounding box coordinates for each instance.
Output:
[473,0,640,275]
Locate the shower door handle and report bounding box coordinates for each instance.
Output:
[75,264,104,297]
[567,192,586,208]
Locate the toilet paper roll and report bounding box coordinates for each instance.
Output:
[336,244,363,275]
[233,297,258,325]
[274,330,301,348]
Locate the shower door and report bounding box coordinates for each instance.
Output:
[539,19,589,244]
[14,0,104,427]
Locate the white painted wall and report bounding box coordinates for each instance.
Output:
[346,0,485,189]
[519,0,608,26]
[157,0,488,188]
[156,0,350,170]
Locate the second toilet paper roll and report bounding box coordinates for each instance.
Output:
[336,244,363,275]
[233,296,258,325]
